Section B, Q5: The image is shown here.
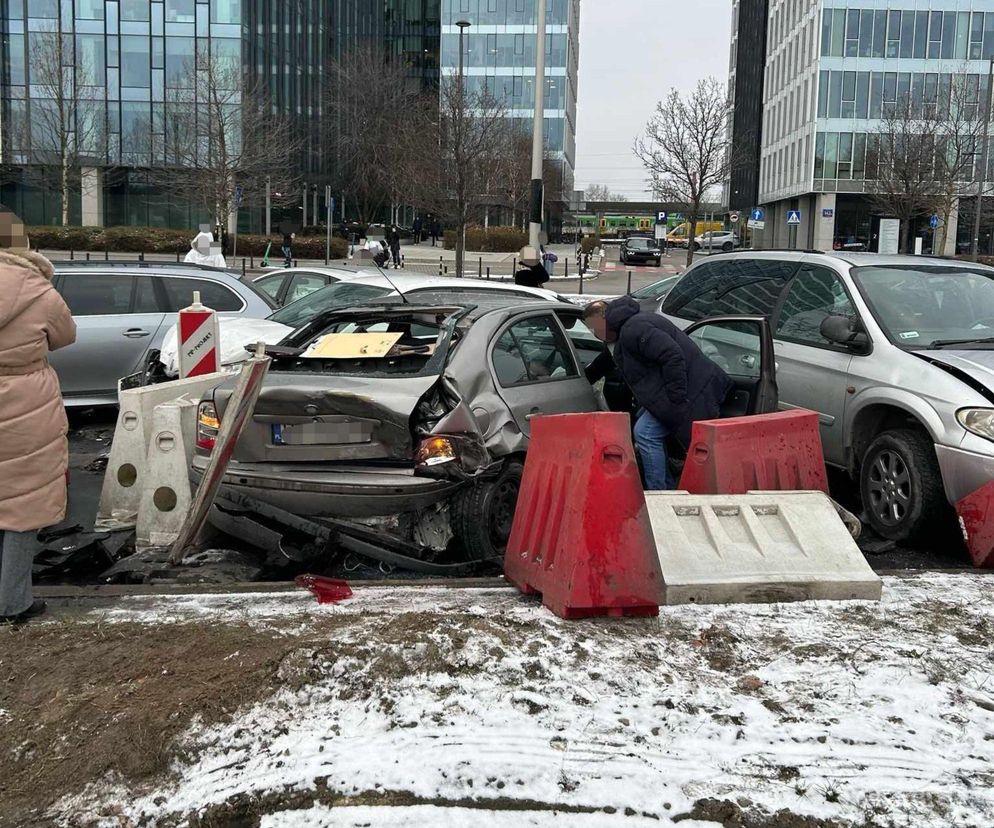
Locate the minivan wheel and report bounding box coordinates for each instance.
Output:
[451,460,523,562]
[859,429,945,543]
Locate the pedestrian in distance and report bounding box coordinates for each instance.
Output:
[0,211,76,625]
[387,225,402,269]
[413,216,423,245]
[430,218,441,247]
[582,297,732,490]
[514,246,550,289]
[282,231,295,268]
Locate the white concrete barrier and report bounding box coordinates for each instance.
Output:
[646,490,882,606]
[96,373,226,530]
[135,397,200,549]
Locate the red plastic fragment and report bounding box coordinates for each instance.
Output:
[295,574,353,603]
[956,481,994,568]
[504,412,664,619]
[678,409,829,495]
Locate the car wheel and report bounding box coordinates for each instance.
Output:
[722,242,733,252]
[451,459,523,562]
[859,429,946,543]
[693,242,701,251]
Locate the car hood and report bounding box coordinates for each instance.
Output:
[914,349,994,401]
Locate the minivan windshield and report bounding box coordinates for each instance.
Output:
[852,265,994,349]
[269,282,392,329]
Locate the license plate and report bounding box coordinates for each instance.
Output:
[272,421,372,446]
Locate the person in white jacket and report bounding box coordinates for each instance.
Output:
[185,224,227,268]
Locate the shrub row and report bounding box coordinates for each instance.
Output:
[443,226,528,253]
[26,225,348,260]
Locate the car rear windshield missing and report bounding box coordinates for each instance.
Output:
[275,309,460,377]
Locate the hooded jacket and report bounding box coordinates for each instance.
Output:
[605,296,732,447]
[0,250,77,531]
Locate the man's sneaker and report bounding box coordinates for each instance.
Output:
[1,600,47,626]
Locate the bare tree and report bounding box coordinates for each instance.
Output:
[634,78,734,265]
[405,77,512,276]
[583,183,628,202]
[153,45,300,242]
[325,46,418,224]
[28,29,105,225]
[866,73,991,254]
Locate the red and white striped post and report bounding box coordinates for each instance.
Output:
[177,291,220,378]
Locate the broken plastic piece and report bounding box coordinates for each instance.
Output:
[295,574,353,604]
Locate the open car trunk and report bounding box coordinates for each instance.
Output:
[212,305,469,465]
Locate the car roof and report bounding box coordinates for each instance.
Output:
[716,249,994,272]
[52,261,244,277]
[347,298,573,322]
[270,267,563,300]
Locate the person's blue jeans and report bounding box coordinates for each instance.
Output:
[633,411,676,490]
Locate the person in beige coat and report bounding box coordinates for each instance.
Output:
[0,213,76,623]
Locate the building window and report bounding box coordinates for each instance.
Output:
[211,0,242,24]
[121,36,151,88]
[121,0,151,21]
[166,0,195,24]
[77,34,106,86]
[77,0,105,20]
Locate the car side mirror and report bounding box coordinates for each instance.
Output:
[820,315,869,352]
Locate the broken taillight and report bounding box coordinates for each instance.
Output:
[415,435,457,467]
[196,401,220,451]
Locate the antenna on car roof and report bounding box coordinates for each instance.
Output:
[370,257,411,305]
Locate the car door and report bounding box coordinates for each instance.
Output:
[770,264,860,466]
[253,273,287,304]
[684,315,778,417]
[490,311,599,437]
[282,270,337,305]
[51,271,166,399]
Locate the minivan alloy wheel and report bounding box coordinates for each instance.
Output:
[866,449,911,527]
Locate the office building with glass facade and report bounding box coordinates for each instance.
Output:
[439,0,580,227]
[754,1,994,253]
[0,0,326,230]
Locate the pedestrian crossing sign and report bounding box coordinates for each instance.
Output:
[786,210,802,225]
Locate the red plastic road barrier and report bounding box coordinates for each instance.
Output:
[956,481,994,568]
[295,574,354,604]
[177,291,220,378]
[678,409,828,495]
[504,412,664,619]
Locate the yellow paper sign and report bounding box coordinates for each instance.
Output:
[303,332,404,359]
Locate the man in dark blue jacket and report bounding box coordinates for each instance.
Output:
[583,297,733,489]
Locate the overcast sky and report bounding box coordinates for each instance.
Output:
[574,0,732,202]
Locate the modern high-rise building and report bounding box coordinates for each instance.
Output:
[724,0,769,213]
[438,0,580,227]
[0,0,327,230]
[750,1,994,253]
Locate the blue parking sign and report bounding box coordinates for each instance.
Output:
[656,211,668,223]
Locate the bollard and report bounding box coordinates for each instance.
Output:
[70,248,74,260]
[176,250,181,262]
[293,259,298,267]
[139,251,145,262]
[512,257,517,277]
[579,269,584,295]
[444,265,448,274]
[86,251,90,261]
[438,256,443,276]
[242,258,247,277]
[478,257,483,278]
[250,253,254,268]
[401,254,405,269]
[104,246,109,261]
[565,258,569,279]
[486,266,491,280]
[627,270,632,295]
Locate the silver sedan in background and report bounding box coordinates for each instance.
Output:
[50,262,275,406]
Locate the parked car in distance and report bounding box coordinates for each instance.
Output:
[253,265,358,307]
[659,250,994,544]
[620,236,662,266]
[193,298,776,571]
[156,272,570,377]
[49,262,275,406]
[693,231,739,252]
[669,221,724,248]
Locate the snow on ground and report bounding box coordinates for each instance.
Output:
[56,574,994,827]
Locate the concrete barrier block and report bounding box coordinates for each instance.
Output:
[646,490,881,606]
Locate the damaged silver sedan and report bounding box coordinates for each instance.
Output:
[192,297,608,573]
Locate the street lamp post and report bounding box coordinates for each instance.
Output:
[529,0,547,251]
[971,57,994,262]
[265,175,271,236]
[456,19,471,277]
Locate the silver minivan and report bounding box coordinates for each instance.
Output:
[661,250,994,542]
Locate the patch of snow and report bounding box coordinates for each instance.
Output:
[54,574,994,827]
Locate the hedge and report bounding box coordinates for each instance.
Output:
[580,236,599,254]
[26,225,348,260]
[443,226,528,253]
